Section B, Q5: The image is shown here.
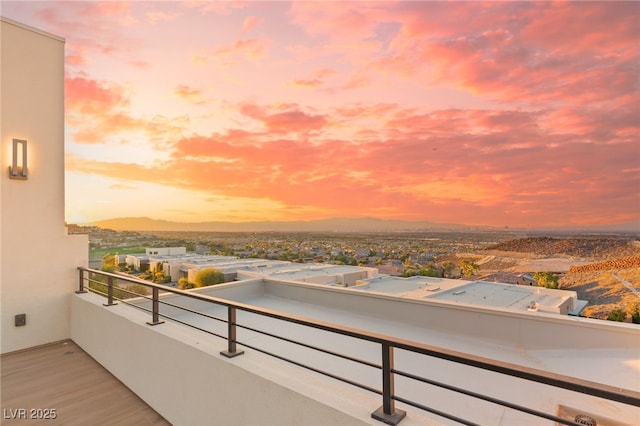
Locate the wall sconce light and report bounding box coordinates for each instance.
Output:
[9,139,28,180]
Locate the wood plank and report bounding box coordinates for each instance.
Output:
[1,340,170,425]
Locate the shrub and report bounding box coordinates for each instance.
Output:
[630,304,640,324]
[194,268,225,287]
[533,272,559,289]
[178,278,195,290]
[606,309,626,322]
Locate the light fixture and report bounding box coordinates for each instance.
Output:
[9,139,27,180]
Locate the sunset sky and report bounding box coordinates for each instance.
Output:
[3,1,639,228]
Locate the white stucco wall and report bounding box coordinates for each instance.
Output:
[70,293,375,426]
[0,18,88,353]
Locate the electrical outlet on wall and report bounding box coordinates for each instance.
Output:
[15,314,26,327]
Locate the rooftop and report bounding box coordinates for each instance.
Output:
[353,275,580,314]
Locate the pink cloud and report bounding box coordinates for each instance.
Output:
[288,1,387,41]
[147,11,181,24]
[240,104,327,134]
[183,1,248,16]
[304,1,637,112]
[6,0,635,227]
[241,15,261,33]
[25,1,145,72]
[195,37,272,65]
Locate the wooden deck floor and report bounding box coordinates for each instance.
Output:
[1,340,170,425]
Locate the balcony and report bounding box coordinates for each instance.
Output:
[65,268,639,425]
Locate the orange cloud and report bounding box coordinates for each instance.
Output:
[289,79,323,88]
[174,84,206,104]
[63,93,639,227]
[214,38,271,59]
[65,76,187,144]
[288,68,338,89]
[66,75,129,116]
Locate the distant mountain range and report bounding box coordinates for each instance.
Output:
[86,217,476,233]
[84,216,640,233]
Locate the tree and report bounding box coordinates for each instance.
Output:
[533,272,559,289]
[101,253,117,272]
[194,268,225,287]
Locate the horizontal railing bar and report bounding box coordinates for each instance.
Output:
[109,286,149,299]
[392,395,480,426]
[89,280,229,325]
[151,311,227,341]
[154,299,227,324]
[394,340,640,407]
[84,285,228,340]
[392,368,583,426]
[78,267,640,408]
[237,340,381,396]
[86,278,112,286]
[236,322,381,370]
[86,287,107,297]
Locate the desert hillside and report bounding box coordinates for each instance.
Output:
[479,237,640,321]
[485,237,640,259]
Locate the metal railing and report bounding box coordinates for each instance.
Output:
[77,267,640,425]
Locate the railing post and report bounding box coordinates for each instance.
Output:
[75,268,87,294]
[220,306,244,358]
[103,275,118,306]
[372,343,406,425]
[146,287,165,326]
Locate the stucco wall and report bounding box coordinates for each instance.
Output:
[0,18,88,353]
[70,292,373,426]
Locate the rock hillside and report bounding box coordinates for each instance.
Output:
[568,255,640,273]
[485,237,640,259]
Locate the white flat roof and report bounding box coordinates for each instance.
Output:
[354,276,576,311]
[430,281,566,308]
[355,276,467,294]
